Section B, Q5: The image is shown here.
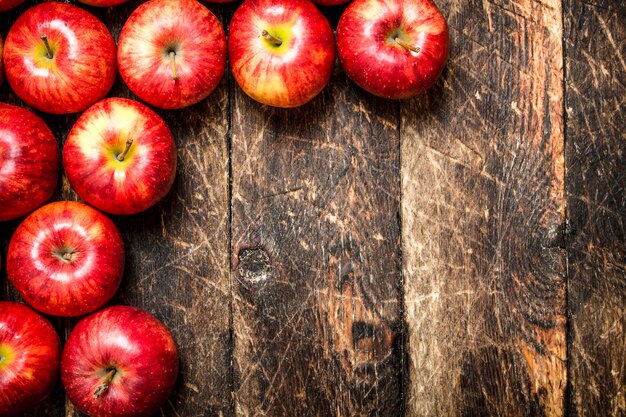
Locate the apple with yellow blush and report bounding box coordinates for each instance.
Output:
[3,2,116,114]
[63,98,177,215]
[0,302,61,415]
[228,0,336,108]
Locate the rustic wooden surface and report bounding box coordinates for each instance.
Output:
[231,53,402,416]
[402,0,567,415]
[0,0,624,416]
[564,0,625,415]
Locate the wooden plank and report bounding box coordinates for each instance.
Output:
[563,0,626,415]
[401,0,566,415]
[230,64,402,415]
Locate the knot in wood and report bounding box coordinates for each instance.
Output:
[237,248,274,284]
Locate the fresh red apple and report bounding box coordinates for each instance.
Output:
[63,98,176,215]
[61,305,178,417]
[0,103,59,222]
[118,0,226,110]
[7,201,124,317]
[312,0,351,5]
[78,0,129,6]
[0,0,25,12]
[336,0,449,99]
[0,302,61,415]
[0,35,4,87]
[228,0,335,108]
[3,2,117,114]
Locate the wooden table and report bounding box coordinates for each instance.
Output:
[1,0,624,416]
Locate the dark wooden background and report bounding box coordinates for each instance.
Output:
[1,0,624,416]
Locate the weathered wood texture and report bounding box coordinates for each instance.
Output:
[0,1,232,416]
[2,0,626,416]
[401,0,566,416]
[230,59,403,415]
[564,0,626,415]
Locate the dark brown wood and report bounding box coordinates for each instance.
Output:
[564,1,626,415]
[230,62,403,414]
[401,0,566,415]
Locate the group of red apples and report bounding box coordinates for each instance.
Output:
[1,109,178,414]
[1,0,449,111]
[0,0,448,415]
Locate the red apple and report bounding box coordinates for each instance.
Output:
[63,98,177,215]
[0,302,61,415]
[312,0,351,5]
[61,306,178,417]
[336,0,449,99]
[0,35,4,87]
[118,0,226,110]
[228,0,335,108]
[3,2,117,114]
[0,103,59,222]
[0,0,25,12]
[78,0,129,6]
[7,201,124,317]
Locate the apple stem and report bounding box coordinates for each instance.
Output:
[41,35,53,59]
[94,368,117,398]
[261,30,283,46]
[116,139,134,161]
[395,37,421,54]
[169,51,179,81]
[62,251,75,261]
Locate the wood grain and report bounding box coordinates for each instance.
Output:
[564,0,626,415]
[401,0,566,415]
[230,63,403,415]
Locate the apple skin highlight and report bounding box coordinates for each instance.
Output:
[118,0,226,110]
[337,0,449,99]
[62,306,178,417]
[229,0,336,108]
[0,103,59,221]
[7,201,125,317]
[0,302,61,416]
[3,2,117,114]
[63,97,177,215]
